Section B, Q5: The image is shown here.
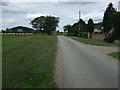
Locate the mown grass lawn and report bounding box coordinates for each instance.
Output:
[2,35,57,88]
[68,36,119,47]
[108,52,120,60]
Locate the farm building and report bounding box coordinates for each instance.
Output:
[6,26,35,33]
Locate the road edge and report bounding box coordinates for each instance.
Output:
[54,36,63,88]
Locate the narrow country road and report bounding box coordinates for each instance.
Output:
[56,36,118,88]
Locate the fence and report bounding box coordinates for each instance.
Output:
[0,33,34,35]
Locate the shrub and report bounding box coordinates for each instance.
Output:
[99,32,103,34]
[80,32,88,38]
[67,33,75,36]
[94,32,98,34]
[104,36,114,43]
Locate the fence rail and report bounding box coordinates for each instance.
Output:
[0,33,34,35]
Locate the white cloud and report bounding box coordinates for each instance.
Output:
[26,13,47,19]
[1,1,119,31]
[2,0,119,2]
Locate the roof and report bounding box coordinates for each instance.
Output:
[11,26,34,30]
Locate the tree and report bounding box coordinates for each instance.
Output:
[63,19,87,37]
[87,18,94,38]
[30,16,59,35]
[111,12,120,40]
[102,3,116,37]
[63,24,72,32]
[71,24,79,36]
[30,16,45,31]
[79,19,87,32]
[70,19,86,33]
[43,16,59,35]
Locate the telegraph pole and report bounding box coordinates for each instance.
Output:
[78,11,81,37]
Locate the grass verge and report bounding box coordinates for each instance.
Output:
[108,52,120,60]
[2,35,57,88]
[68,36,119,47]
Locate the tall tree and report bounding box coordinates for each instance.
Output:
[43,16,59,34]
[79,19,87,32]
[111,12,120,40]
[30,16,45,31]
[102,3,116,37]
[30,16,59,34]
[87,18,94,38]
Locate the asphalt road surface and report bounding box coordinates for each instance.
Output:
[57,36,118,88]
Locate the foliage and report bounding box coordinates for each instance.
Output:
[30,16,59,35]
[87,18,94,38]
[104,36,114,43]
[65,19,87,37]
[43,16,59,34]
[71,19,86,33]
[111,12,120,40]
[30,16,45,31]
[102,3,116,33]
[80,32,88,38]
[67,33,76,36]
[79,19,87,32]
[71,24,79,37]
[63,24,72,32]
[87,18,94,33]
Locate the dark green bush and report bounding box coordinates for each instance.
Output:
[104,36,114,43]
[67,33,75,36]
[94,32,98,34]
[80,32,88,38]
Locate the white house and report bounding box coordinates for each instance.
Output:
[94,28,102,33]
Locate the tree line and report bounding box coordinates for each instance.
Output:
[63,3,120,43]
[63,18,94,38]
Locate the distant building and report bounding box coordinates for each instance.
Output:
[94,29,102,33]
[94,22,103,33]
[7,26,34,32]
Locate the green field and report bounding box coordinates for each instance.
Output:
[108,52,120,60]
[2,35,57,88]
[69,36,119,47]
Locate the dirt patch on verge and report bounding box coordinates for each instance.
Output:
[86,45,119,54]
[54,38,63,88]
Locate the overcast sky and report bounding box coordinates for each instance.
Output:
[1,0,119,31]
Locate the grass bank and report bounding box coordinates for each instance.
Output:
[68,36,119,47]
[108,52,120,60]
[2,35,57,88]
